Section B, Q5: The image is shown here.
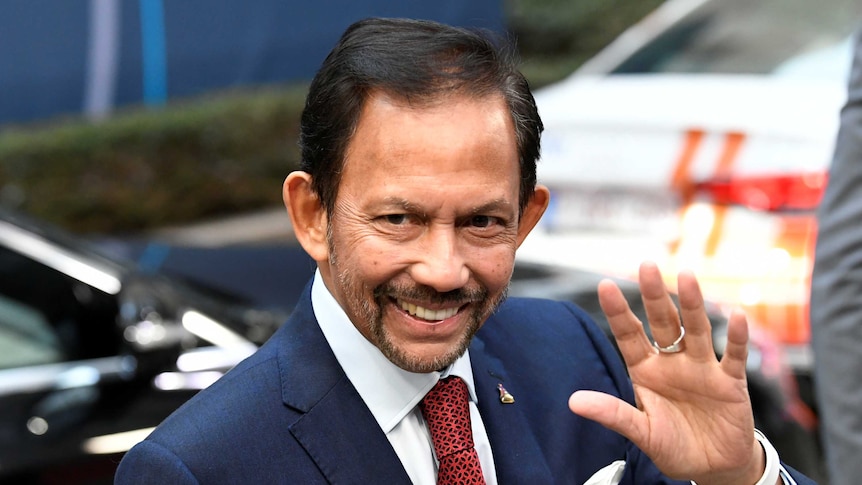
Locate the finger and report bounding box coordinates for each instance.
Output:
[598,279,653,367]
[720,309,750,380]
[568,390,647,448]
[675,270,716,361]
[637,262,683,349]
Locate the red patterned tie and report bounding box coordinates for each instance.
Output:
[419,376,486,485]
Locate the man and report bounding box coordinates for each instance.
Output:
[811,28,862,485]
[116,18,814,484]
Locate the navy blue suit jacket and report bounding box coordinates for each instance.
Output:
[115,282,814,484]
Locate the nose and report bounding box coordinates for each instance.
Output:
[409,225,470,293]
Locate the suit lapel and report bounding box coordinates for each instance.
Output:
[288,376,412,484]
[470,335,556,485]
[276,284,412,484]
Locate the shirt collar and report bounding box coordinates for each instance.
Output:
[310,269,478,433]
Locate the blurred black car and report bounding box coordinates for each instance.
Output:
[0,209,824,483]
[0,210,288,484]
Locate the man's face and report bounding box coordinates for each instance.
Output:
[320,91,528,373]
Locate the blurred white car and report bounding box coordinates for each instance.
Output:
[518,0,862,379]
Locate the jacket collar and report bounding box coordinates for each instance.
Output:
[275,282,412,484]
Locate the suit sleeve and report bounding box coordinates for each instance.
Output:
[810,28,862,485]
[115,440,200,485]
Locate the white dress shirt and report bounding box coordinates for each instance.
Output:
[311,270,498,485]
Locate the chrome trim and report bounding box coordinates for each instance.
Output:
[0,219,122,294]
[174,345,257,373]
[82,427,155,455]
[0,356,136,395]
[153,371,225,391]
[180,309,253,348]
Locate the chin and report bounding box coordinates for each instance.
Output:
[379,338,470,373]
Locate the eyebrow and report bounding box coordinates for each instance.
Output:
[374,197,427,215]
[468,199,515,217]
[373,197,515,217]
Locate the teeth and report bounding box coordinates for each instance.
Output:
[398,300,459,321]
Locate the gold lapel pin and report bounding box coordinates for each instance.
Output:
[497,383,514,404]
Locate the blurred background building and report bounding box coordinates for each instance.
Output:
[1,0,503,124]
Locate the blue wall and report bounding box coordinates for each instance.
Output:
[0,0,503,125]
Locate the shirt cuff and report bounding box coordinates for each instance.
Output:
[753,428,781,485]
[689,429,795,485]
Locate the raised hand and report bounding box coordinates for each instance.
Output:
[568,262,767,485]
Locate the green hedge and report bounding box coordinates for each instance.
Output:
[0,1,663,235]
[0,86,307,234]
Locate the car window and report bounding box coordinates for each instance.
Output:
[0,245,120,369]
[0,294,63,369]
[612,0,861,78]
[0,246,73,369]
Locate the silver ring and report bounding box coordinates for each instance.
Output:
[652,325,685,353]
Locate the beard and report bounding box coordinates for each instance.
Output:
[372,281,507,372]
[330,246,508,373]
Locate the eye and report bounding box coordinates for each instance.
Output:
[469,215,498,228]
[383,214,409,225]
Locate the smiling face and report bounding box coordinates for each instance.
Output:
[287,90,547,373]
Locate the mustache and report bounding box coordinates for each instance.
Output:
[374,283,487,305]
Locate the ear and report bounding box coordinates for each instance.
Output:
[283,172,329,263]
[515,184,550,248]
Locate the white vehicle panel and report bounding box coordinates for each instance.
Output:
[536,76,846,189]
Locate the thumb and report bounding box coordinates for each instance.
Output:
[568,390,646,444]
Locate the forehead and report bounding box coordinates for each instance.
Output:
[340,91,519,188]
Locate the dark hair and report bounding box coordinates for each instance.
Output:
[299,17,542,215]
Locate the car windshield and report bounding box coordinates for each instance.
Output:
[611,0,861,79]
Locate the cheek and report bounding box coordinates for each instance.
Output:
[469,246,516,288]
[334,228,407,280]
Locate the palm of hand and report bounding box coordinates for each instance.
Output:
[627,352,755,481]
